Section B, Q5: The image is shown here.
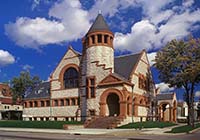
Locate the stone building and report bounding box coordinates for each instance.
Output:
[22,14,177,127]
[0,83,23,120]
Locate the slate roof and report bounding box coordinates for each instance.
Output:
[24,81,50,100]
[156,93,174,100]
[87,14,111,33]
[114,53,141,80]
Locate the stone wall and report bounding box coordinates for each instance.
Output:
[86,46,114,71]
[51,88,79,99]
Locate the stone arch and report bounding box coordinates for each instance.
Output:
[158,102,172,122]
[59,64,79,89]
[99,88,127,117]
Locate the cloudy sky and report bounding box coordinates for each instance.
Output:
[0,0,200,100]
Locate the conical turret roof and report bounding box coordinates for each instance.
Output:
[87,14,111,33]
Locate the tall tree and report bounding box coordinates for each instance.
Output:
[154,37,200,126]
[11,71,41,102]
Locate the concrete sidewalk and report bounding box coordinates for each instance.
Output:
[0,124,185,136]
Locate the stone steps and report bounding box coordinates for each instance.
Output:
[84,116,124,129]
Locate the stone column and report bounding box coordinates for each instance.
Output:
[100,102,106,116]
[169,107,172,122]
[173,108,177,122]
[120,101,127,117]
[128,103,132,116]
[102,34,104,44]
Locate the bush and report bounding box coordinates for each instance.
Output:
[166,123,200,133]
[0,121,83,129]
[117,121,176,129]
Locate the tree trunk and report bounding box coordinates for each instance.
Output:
[190,85,195,127]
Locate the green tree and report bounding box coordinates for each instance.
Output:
[154,37,200,126]
[11,71,41,102]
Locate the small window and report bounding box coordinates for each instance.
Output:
[86,77,96,99]
[97,34,102,43]
[66,117,69,121]
[66,99,70,106]
[34,101,38,107]
[29,118,32,121]
[89,110,95,116]
[104,35,108,43]
[54,100,58,106]
[41,101,45,107]
[71,98,76,106]
[91,35,95,44]
[46,100,50,107]
[34,117,37,121]
[60,99,64,106]
[71,117,74,121]
[54,117,57,121]
[46,117,49,121]
[40,117,44,121]
[29,102,33,107]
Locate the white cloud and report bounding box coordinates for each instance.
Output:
[0,50,15,66]
[156,82,174,93]
[5,17,66,49]
[147,52,157,66]
[182,0,194,7]
[4,0,200,52]
[195,91,200,97]
[114,3,200,53]
[114,20,156,53]
[5,0,90,49]
[89,0,138,19]
[22,64,34,71]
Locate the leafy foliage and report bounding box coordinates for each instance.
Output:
[11,71,41,102]
[154,36,200,126]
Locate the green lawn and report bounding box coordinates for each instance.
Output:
[0,120,83,129]
[166,123,200,133]
[118,121,176,129]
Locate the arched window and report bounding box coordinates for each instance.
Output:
[63,67,79,89]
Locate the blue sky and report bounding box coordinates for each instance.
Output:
[0,0,200,100]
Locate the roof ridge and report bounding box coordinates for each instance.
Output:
[115,52,141,58]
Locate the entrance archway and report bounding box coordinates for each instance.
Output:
[159,102,171,122]
[107,93,120,116]
[100,88,126,117]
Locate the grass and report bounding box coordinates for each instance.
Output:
[166,123,200,133]
[117,121,176,129]
[0,120,83,129]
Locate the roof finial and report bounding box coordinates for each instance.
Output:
[98,10,102,14]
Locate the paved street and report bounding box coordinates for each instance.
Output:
[0,130,200,140]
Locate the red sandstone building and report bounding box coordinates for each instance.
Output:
[22,14,177,128]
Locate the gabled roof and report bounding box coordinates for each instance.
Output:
[114,53,141,80]
[98,73,133,87]
[24,82,50,100]
[87,14,111,33]
[156,93,175,100]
